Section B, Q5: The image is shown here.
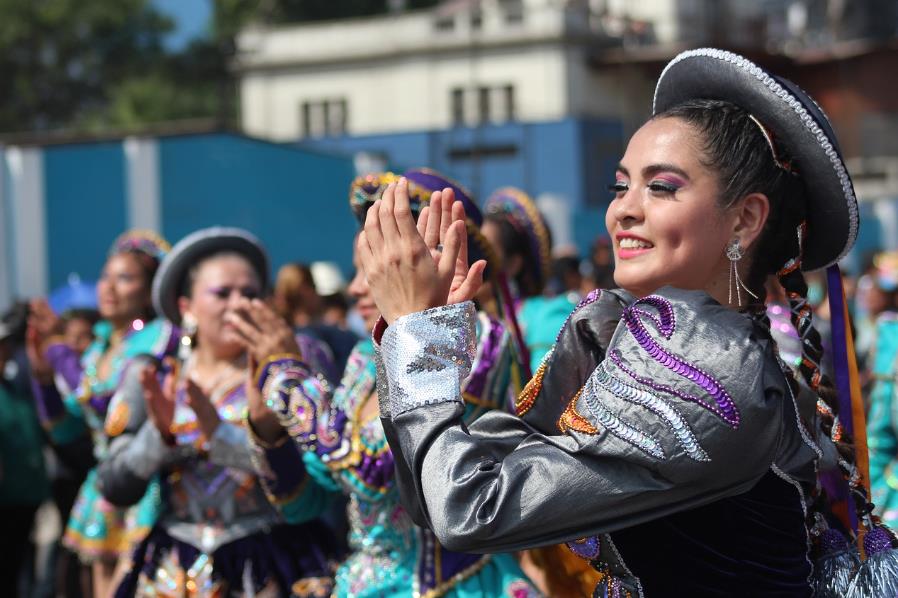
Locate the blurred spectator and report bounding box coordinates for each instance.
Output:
[61,309,100,356]
[865,252,898,529]
[855,252,898,362]
[321,292,352,329]
[552,255,584,297]
[583,236,616,291]
[273,262,359,374]
[311,262,354,329]
[0,302,50,596]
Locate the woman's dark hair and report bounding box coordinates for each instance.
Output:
[485,212,548,298]
[655,99,868,533]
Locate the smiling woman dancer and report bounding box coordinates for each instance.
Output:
[27,231,176,598]
[357,49,897,596]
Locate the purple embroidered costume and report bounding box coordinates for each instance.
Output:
[95,339,340,597]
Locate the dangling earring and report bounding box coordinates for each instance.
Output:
[726,239,759,308]
[179,313,197,361]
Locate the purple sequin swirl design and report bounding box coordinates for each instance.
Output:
[864,526,894,555]
[566,535,601,560]
[621,296,741,428]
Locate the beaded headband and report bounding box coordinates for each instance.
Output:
[348,172,431,225]
[109,229,170,262]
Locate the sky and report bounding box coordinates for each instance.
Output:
[153,0,213,51]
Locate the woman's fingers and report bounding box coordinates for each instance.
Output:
[437,220,464,284]
[378,181,402,245]
[450,200,470,267]
[440,188,455,241]
[139,365,161,396]
[416,205,430,241]
[246,298,277,332]
[364,198,385,255]
[185,378,220,437]
[451,259,487,304]
[357,231,376,277]
[224,309,261,345]
[393,177,420,239]
[423,192,443,249]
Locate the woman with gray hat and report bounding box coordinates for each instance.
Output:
[95,227,339,597]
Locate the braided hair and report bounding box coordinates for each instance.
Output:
[655,99,871,535]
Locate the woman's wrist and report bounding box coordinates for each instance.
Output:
[248,407,286,445]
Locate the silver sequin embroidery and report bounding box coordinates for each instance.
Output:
[581,368,666,460]
[595,362,710,462]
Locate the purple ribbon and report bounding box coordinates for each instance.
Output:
[825,264,858,534]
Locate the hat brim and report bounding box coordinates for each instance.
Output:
[152,227,269,325]
[653,48,858,271]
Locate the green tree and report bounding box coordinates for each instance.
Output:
[0,0,442,134]
[0,0,174,132]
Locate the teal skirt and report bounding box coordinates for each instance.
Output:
[62,468,161,563]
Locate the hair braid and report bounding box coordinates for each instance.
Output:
[657,98,878,538]
[776,227,875,529]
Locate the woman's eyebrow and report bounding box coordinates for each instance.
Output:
[643,163,690,180]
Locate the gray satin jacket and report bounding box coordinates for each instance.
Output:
[377,287,827,595]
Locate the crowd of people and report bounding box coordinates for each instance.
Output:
[2,47,898,597]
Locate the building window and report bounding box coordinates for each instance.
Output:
[501,0,524,24]
[300,98,348,138]
[451,88,465,126]
[503,85,515,121]
[434,16,455,31]
[470,9,483,30]
[478,87,491,124]
[450,84,516,126]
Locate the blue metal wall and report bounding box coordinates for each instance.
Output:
[44,142,128,288]
[158,133,359,277]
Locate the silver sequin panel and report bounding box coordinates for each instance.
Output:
[381,302,477,416]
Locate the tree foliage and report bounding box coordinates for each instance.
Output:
[0,0,440,134]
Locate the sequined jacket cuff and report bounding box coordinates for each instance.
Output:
[257,356,329,450]
[379,302,478,417]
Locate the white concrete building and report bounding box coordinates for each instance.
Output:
[234,0,681,141]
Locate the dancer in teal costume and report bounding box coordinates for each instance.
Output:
[28,231,176,597]
[482,187,576,374]
[239,173,539,598]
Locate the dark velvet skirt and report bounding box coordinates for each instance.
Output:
[611,471,813,597]
[116,520,341,597]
